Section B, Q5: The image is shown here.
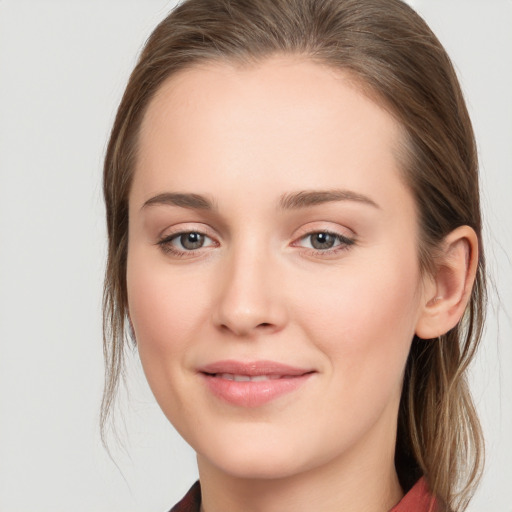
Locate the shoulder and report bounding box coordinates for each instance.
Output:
[168,481,201,512]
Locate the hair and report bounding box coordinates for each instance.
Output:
[102,0,486,509]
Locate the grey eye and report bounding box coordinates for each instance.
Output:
[309,232,337,250]
[178,232,205,250]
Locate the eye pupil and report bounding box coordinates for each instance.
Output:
[311,232,336,250]
[180,232,204,250]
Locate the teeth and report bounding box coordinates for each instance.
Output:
[217,373,282,382]
[251,375,270,382]
[234,375,251,382]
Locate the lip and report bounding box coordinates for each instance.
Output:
[198,360,315,408]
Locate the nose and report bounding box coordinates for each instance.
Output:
[212,243,288,338]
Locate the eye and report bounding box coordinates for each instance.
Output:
[157,230,216,256]
[295,231,355,253]
[175,232,207,250]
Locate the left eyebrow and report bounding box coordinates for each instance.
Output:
[278,189,380,210]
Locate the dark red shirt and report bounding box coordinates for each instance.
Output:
[169,477,438,512]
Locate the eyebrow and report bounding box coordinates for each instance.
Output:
[142,192,216,210]
[141,189,379,211]
[278,189,380,210]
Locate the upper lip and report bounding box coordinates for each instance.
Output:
[198,360,314,377]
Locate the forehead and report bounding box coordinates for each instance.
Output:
[132,56,408,211]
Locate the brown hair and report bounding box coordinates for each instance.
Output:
[102,0,486,509]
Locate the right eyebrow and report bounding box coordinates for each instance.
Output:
[141,192,216,211]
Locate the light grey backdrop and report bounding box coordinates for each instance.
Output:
[0,1,510,511]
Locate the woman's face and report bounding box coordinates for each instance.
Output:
[127,57,428,480]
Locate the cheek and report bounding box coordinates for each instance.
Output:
[295,246,422,392]
[126,248,209,385]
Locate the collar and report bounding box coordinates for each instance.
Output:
[170,477,437,512]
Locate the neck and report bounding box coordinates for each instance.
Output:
[197,426,403,512]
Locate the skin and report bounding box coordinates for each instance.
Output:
[126,56,477,512]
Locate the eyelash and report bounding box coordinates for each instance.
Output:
[156,230,356,259]
[293,230,355,256]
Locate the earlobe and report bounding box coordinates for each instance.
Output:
[415,226,479,340]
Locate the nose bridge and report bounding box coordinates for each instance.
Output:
[213,232,286,336]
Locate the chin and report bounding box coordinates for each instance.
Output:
[193,427,331,481]
[203,451,310,481]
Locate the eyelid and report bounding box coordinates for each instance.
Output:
[292,222,355,241]
[156,221,219,241]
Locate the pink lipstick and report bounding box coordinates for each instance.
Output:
[198,360,314,407]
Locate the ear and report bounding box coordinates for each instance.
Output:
[415,225,479,340]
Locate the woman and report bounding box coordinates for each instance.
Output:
[102,0,486,510]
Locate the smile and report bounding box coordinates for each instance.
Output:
[198,360,315,408]
[215,373,293,381]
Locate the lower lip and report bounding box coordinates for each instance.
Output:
[201,373,313,408]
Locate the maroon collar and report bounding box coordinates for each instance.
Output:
[169,481,201,512]
[390,478,438,512]
[170,477,437,512]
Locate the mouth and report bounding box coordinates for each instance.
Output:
[198,360,315,408]
[212,373,297,382]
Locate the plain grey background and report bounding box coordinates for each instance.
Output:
[0,1,510,511]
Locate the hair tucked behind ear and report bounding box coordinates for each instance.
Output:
[102,1,486,508]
